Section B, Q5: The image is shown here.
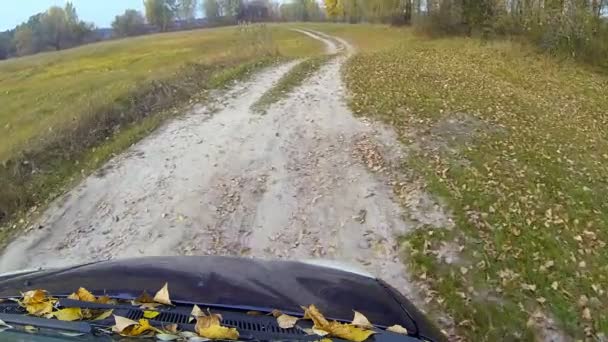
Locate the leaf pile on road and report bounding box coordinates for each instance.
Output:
[340,27,608,341]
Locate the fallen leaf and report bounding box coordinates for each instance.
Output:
[76,288,96,302]
[246,311,263,316]
[271,309,282,318]
[195,314,222,333]
[302,305,330,328]
[191,304,205,318]
[96,295,114,305]
[198,325,239,340]
[22,290,47,305]
[93,309,114,321]
[154,283,172,305]
[67,293,79,300]
[318,339,332,342]
[25,301,54,316]
[277,314,299,329]
[144,310,161,319]
[326,322,375,342]
[351,311,373,329]
[114,317,160,337]
[113,315,138,333]
[582,308,592,321]
[156,333,179,341]
[386,324,408,335]
[53,308,82,321]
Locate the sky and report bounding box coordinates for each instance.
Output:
[0,0,156,31]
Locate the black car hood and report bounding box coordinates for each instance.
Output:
[0,256,413,328]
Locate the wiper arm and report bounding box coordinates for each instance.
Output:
[0,313,92,333]
[58,298,136,310]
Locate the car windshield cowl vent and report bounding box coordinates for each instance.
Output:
[125,308,307,336]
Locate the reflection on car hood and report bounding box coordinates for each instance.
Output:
[0,256,413,328]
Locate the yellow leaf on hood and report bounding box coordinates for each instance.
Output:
[22,290,48,305]
[96,295,114,305]
[144,310,160,319]
[140,303,163,310]
[351,311,373,329]
[75,288,96,302]
[318,339,333,342]
[386,324,408,335]
[277,314,299,329]
[113,315,138,333]
[198,324,239,340]
[302,305,330,328]
[113,316,159,336]
[26,301,54,317]
[195,313,222,333]
[67,293,79,300]
[271,309,282,318]
[153,283,172,305]
[52,308,82,321]
[191,304,204,318]
[326,322,375,342]
[93,309,114,321]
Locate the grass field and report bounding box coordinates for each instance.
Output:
[0,25,323,230]
[307,23,608,341]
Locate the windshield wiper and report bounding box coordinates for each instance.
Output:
[0,313,92,333]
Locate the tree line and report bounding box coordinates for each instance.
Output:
[324,0,608,67]
[0,0,327,59]
[0,2,94,59]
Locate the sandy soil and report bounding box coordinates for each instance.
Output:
[0,30,450,298]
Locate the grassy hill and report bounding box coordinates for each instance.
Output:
[0,25,322,230]
[307,23,608,341]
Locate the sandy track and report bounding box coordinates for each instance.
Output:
[0,30,450,297]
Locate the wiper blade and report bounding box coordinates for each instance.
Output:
[0,313,92,333]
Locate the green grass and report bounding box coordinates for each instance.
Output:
[251,54,335,113]
[0,24,323,230]
[309,23,608,341]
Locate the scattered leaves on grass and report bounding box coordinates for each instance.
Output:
[153,283,172,305]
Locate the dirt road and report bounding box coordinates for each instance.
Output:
[0,30,450,298]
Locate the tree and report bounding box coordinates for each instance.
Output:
[219,0,244,18]
[112,9,147,37]
[177,0,198,21]
[203,0,220,20]
[144,0,177,31]
[41,6,68,50]
[14,26,35,56]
